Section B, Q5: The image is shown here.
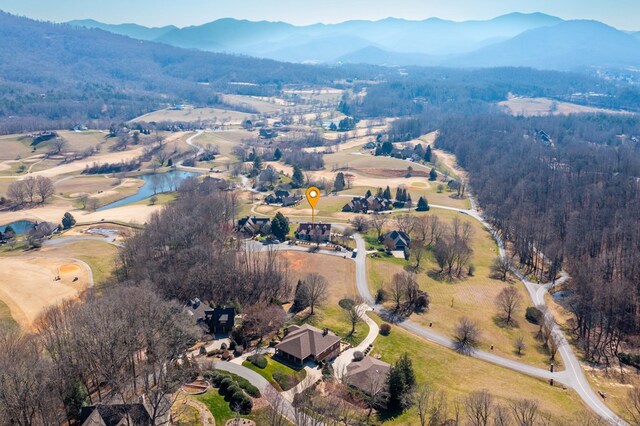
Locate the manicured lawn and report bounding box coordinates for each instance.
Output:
[370,314,585,425]
[367,208,558,370]
[243,354,307,391]
[195,390,235,423]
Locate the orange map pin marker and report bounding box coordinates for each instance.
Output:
[306,187,320,223]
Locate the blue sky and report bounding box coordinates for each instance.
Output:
[0,0,638,30]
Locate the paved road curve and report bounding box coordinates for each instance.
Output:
[352,200,626,425]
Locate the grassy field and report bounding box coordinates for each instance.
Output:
[193,130,253,158]
[281,251,369,346]
[370,314,586,425]
[367,208,557,369]
[498,97,631,117]
[39,240,119,285]
[194,390,272,424]
[0,299,18,330]
[135,107,253,124]
[223,94,291,114]
[242,354,307,391]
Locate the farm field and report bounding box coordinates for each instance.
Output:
[498,96,630,117]
[134,106,254,124]
[367,207,557,369]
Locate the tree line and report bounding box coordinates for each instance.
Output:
[435,111,640,368]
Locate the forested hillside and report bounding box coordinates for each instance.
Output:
[434,112,640,366]
[0,12,367,133]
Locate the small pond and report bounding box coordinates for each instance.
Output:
[97,170,199,211]
[0,220,36,235]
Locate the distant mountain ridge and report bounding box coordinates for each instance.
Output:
[66,13,640,71]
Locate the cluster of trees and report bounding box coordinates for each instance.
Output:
[434,112,640,366]
[7,176,54,206]
[82,159,141,175]
[433,217,474,278]
[0,285,198,424]
[281,150,324,171]
[118,178,292,305]
[385,271,430,314]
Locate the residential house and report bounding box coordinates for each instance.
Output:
[208,307,236,334]
[383,230,411,251]
[342,197,368,213]
[275,324,341,366]
[344,357,391,395]
[237,216,271,236]
[185,299,236,335]
[341,196,392,213]
[79,397,171,426]
[265,190,302,207]
[296,223,332,242]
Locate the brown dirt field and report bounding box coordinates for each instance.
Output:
[0,134,34,160]
[0,257,90,329]
[59,264,80,274]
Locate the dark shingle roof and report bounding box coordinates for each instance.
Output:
[276,324,340,361]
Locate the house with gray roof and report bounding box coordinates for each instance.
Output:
[344,356,391,395]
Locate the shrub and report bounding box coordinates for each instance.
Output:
[229,340,237,350]
[219,377,234,393]
[322,363,334,379]
[380,323,392,336]
[221,350,231,360]
[226,384,241,397]
[273,371,298,391]
[353,351,365,361]
[221,342,228,350]
[525,307,543,325]
[237,395,253,414]
[415,291,430,312]
[376,288,387,303]
[339,298,356,310]
[247,354,267,369]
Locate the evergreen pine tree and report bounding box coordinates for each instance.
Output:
[292,165,304,188]
[416,196,429,211]
[376,187,384,198]
[429,167,437,181]
[333,172,346,192]
[383,186,392,200]
[365,189,372,198]
[425,145,432,163]
[274,148,282,161]
[271,212,289,241]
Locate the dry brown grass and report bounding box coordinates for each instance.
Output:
[0,256,90,329]
[368,208,557,369]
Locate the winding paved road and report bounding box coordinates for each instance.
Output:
[352,198,626,425]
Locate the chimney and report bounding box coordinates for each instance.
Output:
[323,328,329,336]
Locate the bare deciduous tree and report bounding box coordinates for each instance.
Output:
[370,213,388,241]
[454,316,480,354]
[495,286,522,326]
[510,399,540,426]
[514,335,526,356]
[299,273,328,315]
[465,390,493,426]
[415,385,448,426]
[351,215,370,233]
[491,256,512,281]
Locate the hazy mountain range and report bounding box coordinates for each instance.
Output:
[68,13,640,71]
